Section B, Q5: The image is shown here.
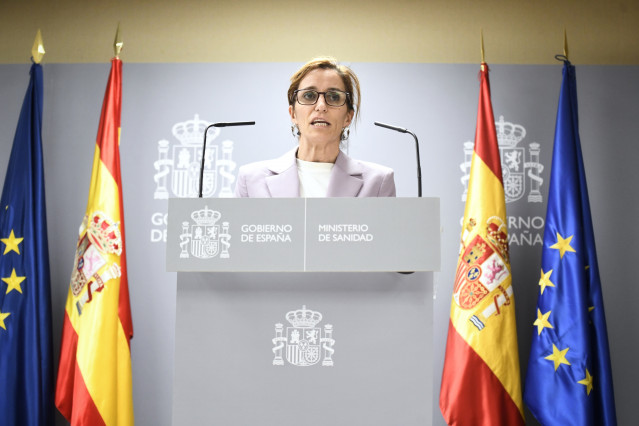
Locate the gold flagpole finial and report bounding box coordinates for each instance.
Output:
[563,28,569,60]
[480,29,486,70]
[31,29,45,64]
[114,23,123,58]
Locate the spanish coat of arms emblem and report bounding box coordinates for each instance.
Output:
[272,305,336,367]
[453,217,514,331]
[179,206,231,259]
[70,211,123,315]
[153,114,236,199]
[461,116,544,203]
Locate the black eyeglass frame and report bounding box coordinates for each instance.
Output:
[293,89,351,107]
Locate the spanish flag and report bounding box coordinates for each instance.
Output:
[439,64,524,425]
[55,58,134,425]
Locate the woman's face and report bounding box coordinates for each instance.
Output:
[289,68,354,148]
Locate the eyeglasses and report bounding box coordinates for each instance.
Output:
[293,89,350,107]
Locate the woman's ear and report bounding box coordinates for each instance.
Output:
[344,109,354,128]
[289,105,297,123]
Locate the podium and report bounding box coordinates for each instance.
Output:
[168,198,440,425]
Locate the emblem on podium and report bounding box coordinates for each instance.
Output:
[179,206,231,259]
[272,305,335,367]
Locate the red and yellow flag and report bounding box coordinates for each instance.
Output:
[439,64,524,425]
[55,58,134,426]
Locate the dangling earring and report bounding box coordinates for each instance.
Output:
[291,124,300,137]
[340,127,350,141]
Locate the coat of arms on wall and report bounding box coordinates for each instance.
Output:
[461,116,544,203]
[153,114,236,199]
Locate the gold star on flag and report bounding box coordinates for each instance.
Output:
[2,268,26,294]
[0,310,10,330]
[544,344,571,371]
[550,232,576,259]
[1,230,23,255]
[534,309,554,335]
[539,269,555,295]
[578,369,594,395]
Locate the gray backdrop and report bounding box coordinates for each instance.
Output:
[1,62,637,425]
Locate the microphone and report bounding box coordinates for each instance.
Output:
[210,121,256,128]
[199,121,255,198]
[374,121,422,197]
[374,121,408,133]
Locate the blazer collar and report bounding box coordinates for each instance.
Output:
[265,148,365,197]
[326,150,364,197]
[265,149,299,197]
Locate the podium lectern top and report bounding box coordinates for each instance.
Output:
[166,197,440,272]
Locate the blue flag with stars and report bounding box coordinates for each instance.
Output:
[0,63,55,425]
[523,59,617,425]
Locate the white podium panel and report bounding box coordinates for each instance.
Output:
[173,271,433,426]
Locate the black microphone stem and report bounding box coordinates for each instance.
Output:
[199,121,255,198]
[407,130,422,198]
[374,121,422,197]
[198,124,216,198]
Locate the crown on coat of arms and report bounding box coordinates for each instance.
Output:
[172,114,219,146]
[87,212,122,255]
[191,206,221,226]
[286,305,322,328]
[486,217,509,262]
[495,115,525,148]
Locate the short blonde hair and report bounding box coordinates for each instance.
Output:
[287,57,361,124]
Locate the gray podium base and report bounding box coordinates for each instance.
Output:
[173,272,434,426]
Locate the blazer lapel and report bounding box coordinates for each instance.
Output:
[326,151,364,197]
[265,149,300,197]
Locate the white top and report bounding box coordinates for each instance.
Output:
[296,158,334,198]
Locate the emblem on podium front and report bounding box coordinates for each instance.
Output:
[272,305,335,367]
[179,206,231,259]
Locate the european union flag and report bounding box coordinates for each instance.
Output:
[523,59,617,425]
[0,63,54,425]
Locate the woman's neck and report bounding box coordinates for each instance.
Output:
[297,140,340,163]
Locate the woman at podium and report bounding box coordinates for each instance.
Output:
[234,57,396,198]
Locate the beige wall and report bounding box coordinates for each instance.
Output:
[2,0,638,65]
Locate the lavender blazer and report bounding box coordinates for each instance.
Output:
[234,148,396,198]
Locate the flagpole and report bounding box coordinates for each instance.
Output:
[480,29,485,70]
[31,29,45,64]
[114,23,123,58]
